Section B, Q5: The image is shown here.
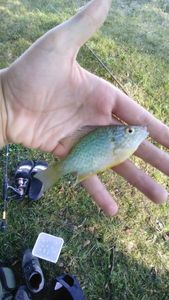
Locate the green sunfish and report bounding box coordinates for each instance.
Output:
[35,125,148,191]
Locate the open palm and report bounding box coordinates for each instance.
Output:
[1,0,169,215]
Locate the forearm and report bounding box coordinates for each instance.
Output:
[0,70,8,148]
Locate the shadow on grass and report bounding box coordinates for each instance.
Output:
[104,250,169,300]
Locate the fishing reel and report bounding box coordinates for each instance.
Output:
[7,172,30,201]
[15,177,29,198]
[6,160,48,201]
[0,146,48,232]
[0,166,30,232]
[13,160,48,201]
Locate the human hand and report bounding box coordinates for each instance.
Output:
[0,0,169,215]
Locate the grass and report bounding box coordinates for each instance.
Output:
[0,0,169,299]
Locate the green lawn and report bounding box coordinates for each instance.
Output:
[0,1,169,299]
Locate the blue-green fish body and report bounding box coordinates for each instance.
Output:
[35,125,148,190]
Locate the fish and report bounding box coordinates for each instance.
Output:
[35,125,149,191]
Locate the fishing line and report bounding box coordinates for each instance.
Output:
[75,0,128,95]
[48,0,128,95]
[85,44,128,96]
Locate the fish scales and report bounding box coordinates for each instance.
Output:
[62,127,116,176]
[35,125,148,190]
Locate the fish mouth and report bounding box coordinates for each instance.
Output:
[142,126,149,139]
[142,125,148,133]
[134,125,149,139]
[136,127,149,147]
[129,125,149,149]
[128,125,149,137]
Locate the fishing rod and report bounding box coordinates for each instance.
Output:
[0,145,30,231]
[0,145,9,231]
[0,145,19,231]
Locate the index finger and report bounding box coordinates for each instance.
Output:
[115,88,169,147]
[104,82,169,148]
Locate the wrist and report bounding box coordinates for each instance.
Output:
[0,70,8,148]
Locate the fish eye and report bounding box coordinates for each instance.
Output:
[126,127,135,134]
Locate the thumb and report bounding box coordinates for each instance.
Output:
[63,0,112,49]
[34,0,111,56]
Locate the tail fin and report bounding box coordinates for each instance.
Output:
[34,162,63,192]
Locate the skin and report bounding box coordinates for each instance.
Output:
[0,0,169,216]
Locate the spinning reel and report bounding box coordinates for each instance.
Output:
[0,145,48,231]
